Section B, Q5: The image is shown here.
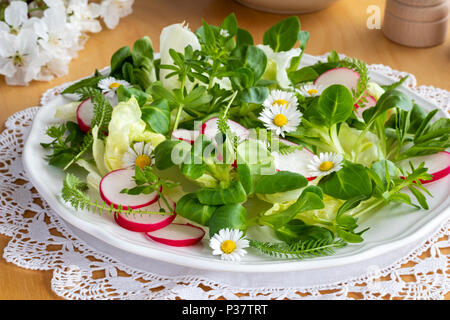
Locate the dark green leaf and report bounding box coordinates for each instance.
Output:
[110,46,132,76]
[237,163,252,194]
[183,86,212,107]
[297,30,310,51]
[181,160,206,180]
[260,186,324,229]
[116,85,148,106]
[327,50,340,63]
[232,45,267,81]
[132,36,154,62]
[141,99,170,134]
[336,195,371,218]
[369,160,400,192]
[175,193,218,226]
[415,118,450,144]
[208,203,247,237]
[317,84,354,127]
[154,139,185,170]
[336,227,364,243]
[253,171,307,194]
[318,161,373,200]
[363,89,412,124]
[288,66,319,85]
[275,220,333,244]
[236,28,254,46]
[221,13,238,37]
[197,181,247,205]
[263,16,300,52]
[147,81,178,105]
[61,76,103,95]
[238,86,269,103]
[408,186,429,209]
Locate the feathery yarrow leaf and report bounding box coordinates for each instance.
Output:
[249,238,347,260]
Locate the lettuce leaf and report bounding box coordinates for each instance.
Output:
[104,96,166,170]
[54,101,79,122]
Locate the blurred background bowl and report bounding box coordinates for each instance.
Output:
[234,0,341,14]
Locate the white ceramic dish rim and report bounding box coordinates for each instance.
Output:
[22,54,450,273]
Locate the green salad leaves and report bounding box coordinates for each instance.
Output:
[43,14,449,262]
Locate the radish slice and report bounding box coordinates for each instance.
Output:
[201,117,250,141]
[355,95,377,119]
[398,151,450,184]
[100,168,159,210]
[171,129,199,144]
[314,67,360,92]
[145,223,205,247]
[76,98,94,133]
[114,199,176,232]
[272,139,316,181]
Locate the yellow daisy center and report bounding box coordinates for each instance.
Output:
[220,240,236,254]
[135,155,151,170]
[272,99,289,107]
[319,161,334,172]
[273,114,288,127]
[109,82,121,89]
[307,89,318,96]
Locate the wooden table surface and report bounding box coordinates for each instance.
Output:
[0,0,448,300]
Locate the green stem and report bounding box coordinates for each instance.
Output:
[350,198,385,218]
[172,104,184,132]
[90,200,173,216]
[385,141,398,160]
[158,189,176,213]
[329,125,346,156]
[208,60,219,90]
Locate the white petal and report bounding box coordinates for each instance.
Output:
[0,58,15,77]
[159,23,200,90]
[0,32,14,57]
[5,1,28,28]
[16,28,38,56]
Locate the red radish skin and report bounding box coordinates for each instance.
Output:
[171,129,199,145]
[314,67,360,92]
[76,98,95,133]
[145,223,205,247]
[400,151,450,184]
[201,117,250,141]
[100,168,160,210]
[114,200,176,232]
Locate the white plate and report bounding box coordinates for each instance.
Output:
[23,54,450,273]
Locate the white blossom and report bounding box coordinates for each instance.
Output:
[0,0,134,86]
[100,0,134,29]
[0,28,44,85]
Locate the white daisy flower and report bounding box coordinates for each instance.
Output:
[307,152,343,177]
[98,76,131,95]
[98,76,131,105]
[296,83,324,97]
[209,228,249,262]
[263,89,298,109]
[121,142,154,169]
[258,104,302,137]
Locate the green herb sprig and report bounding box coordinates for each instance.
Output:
[61,173,173,216]
[249,238,347,260]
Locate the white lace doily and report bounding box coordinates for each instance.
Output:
[0,59,449,300]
